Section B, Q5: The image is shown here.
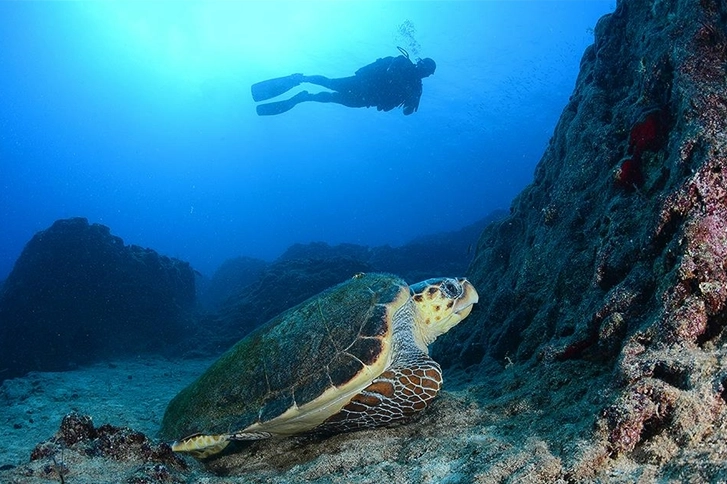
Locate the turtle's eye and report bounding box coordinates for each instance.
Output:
[440,279,462,298]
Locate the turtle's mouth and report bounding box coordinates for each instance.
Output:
[455,303,474,320]
[453,279,479,319]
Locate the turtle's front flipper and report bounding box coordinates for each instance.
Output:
[316,355,442,433]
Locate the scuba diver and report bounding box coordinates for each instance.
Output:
[251,49,436,116]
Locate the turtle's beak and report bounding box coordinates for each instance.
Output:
[453,279,478,319]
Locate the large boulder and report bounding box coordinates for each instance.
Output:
[0,218,196,380]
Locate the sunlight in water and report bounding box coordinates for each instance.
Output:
[0,0,614,276]
[86,1,398,83]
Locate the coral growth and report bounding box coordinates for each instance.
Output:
[628,109,667,159]
[615,108,669,189]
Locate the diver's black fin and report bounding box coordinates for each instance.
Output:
[251,74,303,102]
[256,91,308,116]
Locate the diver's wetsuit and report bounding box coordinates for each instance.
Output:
[299,55,424,115]
[253,55,436,116]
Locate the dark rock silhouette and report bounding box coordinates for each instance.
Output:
[277,213,502,284]
[190,213,502,353]
[0,218,196,381]
[197,256,268,312]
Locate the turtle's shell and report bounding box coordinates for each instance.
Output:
[160,273,409,443]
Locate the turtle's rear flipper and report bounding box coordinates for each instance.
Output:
[251,74,304,102]
[171,433,231,459]
[256,91,310,116]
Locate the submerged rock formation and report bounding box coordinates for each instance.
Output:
[0,218,196,381]
[275,214,499,285]
[434,0,727,478]
[196,256,268,312]
[27,412,186,483]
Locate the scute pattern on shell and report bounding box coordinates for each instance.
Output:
[160,273,408,442]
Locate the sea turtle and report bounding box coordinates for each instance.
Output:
[160,273,478,458]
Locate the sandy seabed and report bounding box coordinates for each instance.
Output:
[0,357,215,483]
[3,355,727,483]
[0,356,572,483]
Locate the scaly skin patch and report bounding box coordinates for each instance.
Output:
[410,278,478,349]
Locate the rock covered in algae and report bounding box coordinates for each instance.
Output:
[434,0,727,480]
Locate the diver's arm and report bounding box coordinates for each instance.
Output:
[401,82,422,115]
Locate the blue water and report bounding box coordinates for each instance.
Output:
[0,1,613,280]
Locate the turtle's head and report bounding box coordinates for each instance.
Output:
[409,277,478,351]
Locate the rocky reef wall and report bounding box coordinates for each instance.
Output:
[434,0,727,474]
